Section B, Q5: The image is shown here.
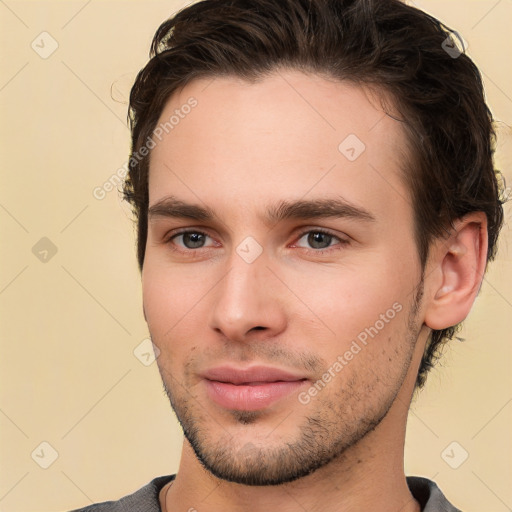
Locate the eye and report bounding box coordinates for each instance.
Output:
[294,229,349,252]
[167,230,216,250]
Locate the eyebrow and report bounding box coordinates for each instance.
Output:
[148,197,216,221]
[265,197,376,225]
[148,195,376,225]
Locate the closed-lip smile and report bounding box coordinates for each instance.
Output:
[201,365,309,411]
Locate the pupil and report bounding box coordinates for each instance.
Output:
[308,232,331,249]
[184,233,205,248]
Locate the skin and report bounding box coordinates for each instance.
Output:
[140,70,488,512]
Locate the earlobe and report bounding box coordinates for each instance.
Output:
[424,212,488,331]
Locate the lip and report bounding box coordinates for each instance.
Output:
[202,365,309,411]
[202,365,307,384]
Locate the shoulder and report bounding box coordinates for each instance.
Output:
[407,476,462,512]
[67,475,175,512]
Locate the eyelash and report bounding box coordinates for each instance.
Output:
[291,228,351,256]
[164,228,350,256]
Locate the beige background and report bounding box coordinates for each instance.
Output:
[0,1,511,511]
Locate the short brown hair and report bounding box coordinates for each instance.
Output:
[123,0,505,388]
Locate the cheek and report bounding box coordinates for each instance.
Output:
[142,266,172,331]
[284,257,410,344]
[142,260,205,340]
[142,270,202,382]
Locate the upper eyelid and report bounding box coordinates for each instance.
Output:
[294,227,345,241]
[166,226,341,239]
[164,225,217,239]
[167,228,217,245]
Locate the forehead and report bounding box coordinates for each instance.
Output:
[147,70,412,224]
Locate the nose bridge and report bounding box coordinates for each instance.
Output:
[208,247,285,341]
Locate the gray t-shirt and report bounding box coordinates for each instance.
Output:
[69,475,461,511]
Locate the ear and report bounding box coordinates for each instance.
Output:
[424,212,488,330]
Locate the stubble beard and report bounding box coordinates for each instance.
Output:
[157,279,424,486]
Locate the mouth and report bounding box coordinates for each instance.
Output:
[201,365,309,411]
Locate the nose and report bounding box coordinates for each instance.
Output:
[208,251,287,343]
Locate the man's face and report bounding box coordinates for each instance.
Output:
[142,71,425,485]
